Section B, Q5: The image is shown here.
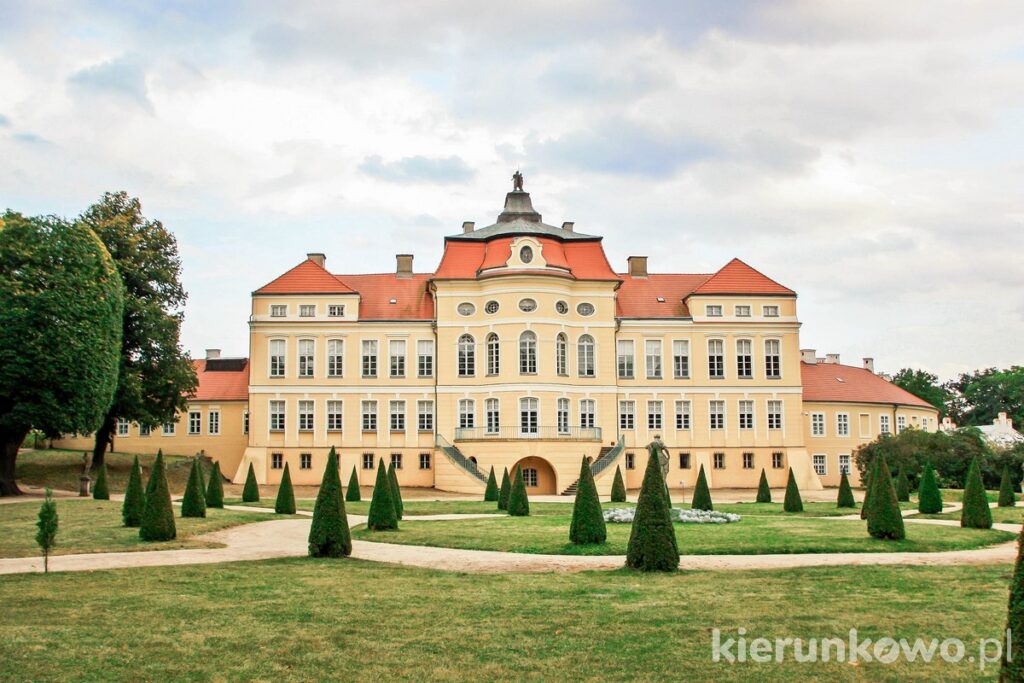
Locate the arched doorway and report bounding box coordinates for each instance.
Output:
[511,456,556,495]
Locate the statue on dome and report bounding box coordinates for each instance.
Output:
[512,170,524,191]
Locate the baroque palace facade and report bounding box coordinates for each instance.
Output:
[57,182,938,495]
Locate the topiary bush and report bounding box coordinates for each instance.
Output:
[756,468,771,503]
[139,451,176,541]
[194,456,207,501]
[92,462,109,500]
[275,462,296,514]
[1002,525,1024,680]
[837,470,856,508]
[497,467,511,511]
[961,456,993,529]
[999,465,1016,508]
[367,458,398,530]
[307,447,351,557]
[865,456,905,540]
[484,466,499,502]
[206,461,224,508]
[625,442,678,572]
[507,465,530,517]
[122,455,145,527]
[388,462,403,520]
[783,468,803,513]
[860,467,873,520]
[242,462,260,503]
[917,460,943,514]
[690,464,713,511]
[180,457,207,518]
[894,468,911,503]
[569,456,606,544]
[345,466,361,502]
[610,465,627,503]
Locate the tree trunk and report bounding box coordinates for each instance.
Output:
[0,427,28,496]
[91,414,115,470]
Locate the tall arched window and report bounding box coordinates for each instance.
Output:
[486,333,500,375]
[519,331,537,374]
[555,333,568,376]
[458,334,475,377]
[577,334,595,377]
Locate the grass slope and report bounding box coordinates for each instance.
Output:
[16,449,212,495]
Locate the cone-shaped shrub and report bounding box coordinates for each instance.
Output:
[860,467,873,520]
[690,464,713,511]
[387,462,404,520]
[626,442,678,572]
[865,456,905,540]
[569,456,606,544]
[195,456,207,501]
[242,462,260,502]
[275,463,296,514]
[1001,526,1024,680]
[345,466,362,502]
[484,466,499,502]
[181,458,207,518]
[139,451,176,541]
[961,456,993,529]
[497,467,511,511]
[756,469,771,503]
[206,462,224,508]
[122,455,145,527]
[837,471,856,508]
[783,468,804,513]
[507,464,530,517]
[999,465,1016,508]
[307,448,351,557]
[92,462,109,500]
[917,461,943,514]
[610,465,627,503]
[367,458,398,530]
[894,468,910,503]
[146,449,163,499]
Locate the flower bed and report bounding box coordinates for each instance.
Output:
[603,508,741,524]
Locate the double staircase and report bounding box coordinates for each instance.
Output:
[559,436,625,496]
[434,434,489,485]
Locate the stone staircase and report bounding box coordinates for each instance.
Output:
[434,434,489,485]
[559,437,625,496]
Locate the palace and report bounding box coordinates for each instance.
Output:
[56,180,938,495]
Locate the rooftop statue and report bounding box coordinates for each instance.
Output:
[512,170,524,191]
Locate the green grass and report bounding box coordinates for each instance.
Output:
[915,506,1024,524]
[0,559,1013,681]
[0,498,284,558]
[352,514,1014,556]
[15,448,213,495]
[940,488,1000,503]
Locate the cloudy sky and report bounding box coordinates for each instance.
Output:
[2,1,1022,381]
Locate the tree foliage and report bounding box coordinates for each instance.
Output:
[507,465,530,517]
[961,456,993,529]
[484,466,499,502]
[92,462,110,500]
[180,457,207,518]
[139,451,176,541]
[917,461,943,514]
[625,442,678,572]
[610,465,627,503]
[275,462,296,514]
[122,455,145,526]
[854,427,994,489]
[756,469,771,503]
[894,468,911,502]
[999,465,1016,507]
[36,489,58,573]
[205,461,224,508]
[865,456,905,540]
[242,462,260,503]
[307,447,351,557]
[783,468,803,512]
[837,471,856,508]
[367,458,398,530]
[890,368,950,415]
[388,462,404,521]
[497,467,511,511]
[946,366,1024,430]
[345,466,362,502]
[1002,525,1024,680]
[690,464,713,511]
[569,456,606,544]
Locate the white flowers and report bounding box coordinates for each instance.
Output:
[603,507,741,524]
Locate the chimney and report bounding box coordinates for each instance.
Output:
[863,357,874,373]
[825,353,840,365]
[205,348,221,360]
[462,221,475,234]
[562,221,575,232]
[396,254,413,279]
[627,256,648,277]
[307,252,326,268]
[800,348,817,364]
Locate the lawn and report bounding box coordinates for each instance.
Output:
[916,506,1024,524]
[15,448,213,495]
[0,559,1013,681]
[0,498,283,558]
[351,514,1014,556]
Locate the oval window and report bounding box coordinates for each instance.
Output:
[457,302,475,316]
[520,245,533,263]
[519,298,537,313]
[484,300,499,314]
[576,302,595,316]
[555,300,569,314]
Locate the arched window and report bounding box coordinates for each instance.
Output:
[458,334,475,377]
[519,331,537,374]
[486,333,500,375]
[577,334,595,377]
[555,333,568,376]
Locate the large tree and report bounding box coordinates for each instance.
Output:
[946,366,1024,430]
[890,368,950,416]
[79,192,196,468]
[0,211,123,495]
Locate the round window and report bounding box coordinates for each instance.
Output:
[457,302,475,316]
[484,300,499,314]
[520,245,533,263]
[555,300,569,315]
[519,298,537,313]
[576,302,595,316]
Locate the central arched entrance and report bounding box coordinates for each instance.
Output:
[511,456,557,495]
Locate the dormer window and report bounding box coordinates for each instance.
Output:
[328,304,345,317]
[706,305,723,317]
[763,305,780,317]
[520,245,533,263]
[270,305,286,317]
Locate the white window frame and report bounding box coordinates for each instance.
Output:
[557,398,570,434]
[675,400,691,430]
[767,400,783,430]
[736,339,753,379]
[708,339,725,379]
[271,453,283,469]
[116,417,130,437]
[361,400,378,432]
[361,340,378,378]
[519,397,538,435]
[327,339,344,378]
[647,400,663,431]
[763,305,780,317]
[269,400,285,432]
[880,414,891,435]
[813,454,827,476]
[579,399,595,429]
[577,335,595,378]
[417,339,434,378]
[298,400,314,432]
[486,333,500,376]
[389,339,406,378]
[617,340,634,379]
[706,304,723,317]
[555,333,568,376]
[327,400,343,431]
[838,454,851,475]
[389,400,405,432]
[270,304,286,318]
[764,339,781,379]
[299,304,315,318]
[811,412,826,437]
[188,411,201,435]
[709,400,725,430]
[459,399,475,429]
[208,410,220,435]
[519,331,537,375]
[269,339,286,377]
[645,340,662,380]
[738,400,754,430]
[619,400,635,430]
[328,304,345,317]
[417,400,434,432]
[836,413,850,437]
[485,398,500,434]
[298,339,315,378]
[458,334,475,378]
[672,340,690,379]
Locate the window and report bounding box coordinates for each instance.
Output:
[519,398,538,435]
[839,454,851,475]
[708,339,725,378]
[772,452,784,469]
[417,340,434,378]
[269,339,286,377]
[327,400,343,431]
[139,423,151,437]
[625,452,635,469]
[327,339,344,377]
[328,304,345,317]
[270,304,287,318]
[362,453,374,470]
[486,333,500,375]
[647,401,663,431]
[208,410,220,435]
[577,335,595,377]
[645,340,662,379]
[706,304,723,317]
[836,413,850,437]
[813,454,827,476]
[116,418,130,436]
[617,340,634,379]
[619,400,635,430]
[736,339,752,379]
[519,332,537,374]
[736,305,751,317]
[242,411,249,435]
[298,339,314,378]
[675,400,691,430]
[361,400,377,432]
[388,340,406,378]
[485,300,499,314]
[713,452,725,469]
[763,305,780,317]
[417,400,434,432]
[767,400,783,430]
[458,334,475,377]
[811,412,826,436]
[391,453,402,469]
[361,340,378,378]
[270,401,285,432]
[580,399,595,429]
[738,400,754,430]
[419,453,431,470]
[300,453,312,469]
[522,467,538,487]
[271,453,283,469]
[459,399,475,429]
[576,302,595,316]
[519,246,533,263]
[298,400,314,431]
[457,302,475,316]
[519,298,537,312]
[557,398,570,434]
[709,400,725,430]
[922,417,930,431]
[679,452,691,469]
[673,340,690,379]
[555,333,568,376]
[300,304,315,317]
[764,340,781,379]
[485,398,500,434]
[880,414,891,435]
[188,411,202,435]
[743,452,754,469]
[555,300,568,314]
[896,415,907,433]
[389,400,405,431]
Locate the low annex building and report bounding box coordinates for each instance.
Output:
[55,179,938,495]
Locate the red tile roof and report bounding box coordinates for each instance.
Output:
[191,359,249,401]
[693,258,795,296]
[616,274,711,318]
[434,238,618,280]
[255,258,356,294]
[800,362,935,409]
[337,273,434,320]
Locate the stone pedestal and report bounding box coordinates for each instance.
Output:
[79,475,91,497]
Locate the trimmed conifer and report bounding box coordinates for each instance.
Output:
[206,461,225,508]
[999,465,1016,508]
[626,442,678,572]
[756,468,771,503]
[865,456,905,540]
[690,464,713,511]
[195,456,207,501]
[895,468,911,502]
[783,468,804,513]
[484,466,499,502]
[92,462,109,500]
[180,458,207,518]
[569,456,606,544]
[961,456,993,529]
[275,462,296,514]
[122,455,145,527]
[139,451,176,541]
[1001,525,1024,680]
[345,466,362,502]
[242,462,260,503]
[388,461,404,520]
[307,447,351,557]
[917,460,943,514]
[860,465,873,520]
[507,464,530,516]
[146,449,162,499]
[366,458,398,530]
[497,467,511,511]
[837,470,856,508]
[610,465,627,503]
[35,489,58,574]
